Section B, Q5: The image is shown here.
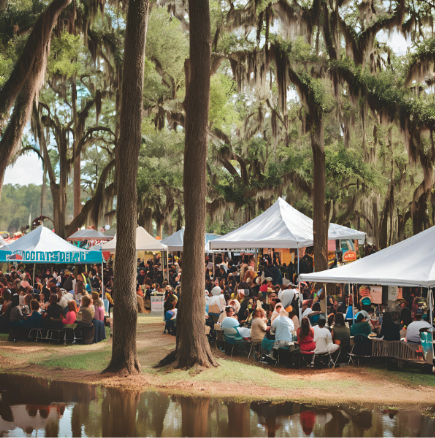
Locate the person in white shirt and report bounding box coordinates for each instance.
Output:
[271,308,294,346]
[207,286,226,316]
[278,287,296,311]
[406,309,432,344]
[313,317,339,354]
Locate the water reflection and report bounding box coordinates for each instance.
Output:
[0,373,434,437]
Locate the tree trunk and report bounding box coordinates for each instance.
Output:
[103,0,149,375]
[311,118,328,272]
[175,0,217,369]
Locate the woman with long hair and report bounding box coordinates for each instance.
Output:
[297,317,316,352]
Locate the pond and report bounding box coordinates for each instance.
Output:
[0,373,434,437]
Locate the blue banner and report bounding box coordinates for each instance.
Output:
[0,249,102,264]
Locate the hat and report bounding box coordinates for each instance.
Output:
[285,305,293,313]
[265,277,273,282]
[361,297,372,306]
[64,270,71,275]
[211,286,222,296]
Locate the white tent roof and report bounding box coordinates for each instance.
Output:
[0,236,8,247]
[162,228,221,252]
[1,226,102,264]
[101,226,167,252]
[300,226,435,287]
[67,229,112,241]
[328,223,366,242]
[209,197,366,250]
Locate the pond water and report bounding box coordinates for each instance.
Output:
[0,373,434,437]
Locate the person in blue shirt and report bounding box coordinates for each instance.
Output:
[271,308,294,344]
[25,299,42,328]
[351,313,372,337]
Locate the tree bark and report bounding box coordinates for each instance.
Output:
[311,118,328,272]
[103,0,149,375]
[175,0,217,369]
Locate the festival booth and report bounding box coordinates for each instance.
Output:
[300,226,435,368]
[210,197,366,271]
[100,226,168,313]
[0,226,103,283]
[162,227,220,253]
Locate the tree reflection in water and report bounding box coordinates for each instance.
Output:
[0,373,434,437]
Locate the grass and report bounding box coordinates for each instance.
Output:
[367,366,435,387]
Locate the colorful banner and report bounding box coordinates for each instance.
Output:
[0,249,102,264]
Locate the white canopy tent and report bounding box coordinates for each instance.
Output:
[209,197,366,250]
[209,198,315,250]
[67,229,113,241]
[162,228,221,253]
[101,226,167,252]
[300,226,435,287]
[0,236,8,248]
[328,223,366,243]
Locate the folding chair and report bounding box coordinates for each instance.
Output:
[248,341,262,360]
[223,327,248,357]
[312,351,335,368]
[348,335,372,365]
[28,328,39,342]
[299,350,315,367]
[48,329,64,344]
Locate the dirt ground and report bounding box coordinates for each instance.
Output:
[1,315,435,408]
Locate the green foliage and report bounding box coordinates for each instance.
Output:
[47,31,82,77]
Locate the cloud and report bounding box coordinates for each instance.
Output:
[4,155,43,186]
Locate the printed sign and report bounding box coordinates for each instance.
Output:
[388,286,399,301]
[370,286,382,304]
[2,249,102,264]
[343,251,357,262]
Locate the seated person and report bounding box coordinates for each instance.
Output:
[222,306,250,338]
[308,302,321,326]
[9,294,25,329]
[77,296,95,322]
[25,299,42,328]
[218,306,234,324]
[350,313,372,337]
[62,301,78,326]
[378,311,401,341]
[297,317,316,352]
[332,312,350,345]
[43,294,64,329]
[271,302,285,324]
[313,317,339,354]
[250,308,268,343]
[165,301,177,322]
[208,286,226,316]
[406,309,432,344]
[271,308,294,347]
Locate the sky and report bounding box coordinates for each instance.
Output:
[3,30,411,187]
[4,154,43,186]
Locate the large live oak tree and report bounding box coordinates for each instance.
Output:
[103,0,150,374]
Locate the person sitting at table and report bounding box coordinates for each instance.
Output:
[218,305,235,324]
[208,286,226,318]
[332,312,350,345]
[77,295,95,322]
[62,301,78,326]
[400,306,412,328]
[378,311,401,341]
[222,306,250,338]
[350,313,372,337]
[43,294,64,330]
[250,308,268,344]
[271,302,285,324]
[288,308,300,331]
[297,317,316,352]
[406,309,432,344]
[313,316,339,354]
[308,302,321,326]
[271,308,294,347]
[24,299,42,329]
[9,294,25,329]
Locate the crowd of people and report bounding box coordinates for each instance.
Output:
[0,264,112,343]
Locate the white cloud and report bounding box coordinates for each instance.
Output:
[3,155,43,186]
[378,30,411,56]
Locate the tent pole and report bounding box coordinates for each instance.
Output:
[33,263,35,286]
[101,249,104,297]
[212,253,215,279]
[297,247,302,320]
[167,251,169,282]
[324,283,327,317]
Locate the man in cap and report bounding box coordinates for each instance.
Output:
[406,309,432,344]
